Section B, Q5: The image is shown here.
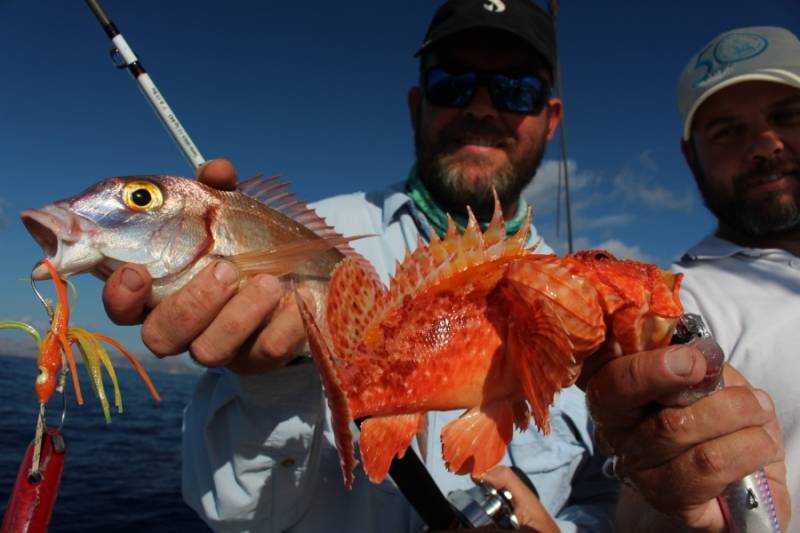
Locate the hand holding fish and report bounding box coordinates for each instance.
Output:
[586,347,789,532]
[26,159,335,375]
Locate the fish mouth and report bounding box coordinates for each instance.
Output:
[20,205,99,280]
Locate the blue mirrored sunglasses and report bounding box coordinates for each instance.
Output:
[423,66,551,115]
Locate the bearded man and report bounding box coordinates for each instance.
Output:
[101,1,619,532]
[589,26,795,532]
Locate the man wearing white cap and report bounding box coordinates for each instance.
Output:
[589,26,796,532]
[674,26,797,531]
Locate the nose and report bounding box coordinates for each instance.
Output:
[463,86,499,119]
[749,128,785,162]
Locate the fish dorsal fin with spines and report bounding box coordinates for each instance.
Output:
[237,175,378,280]
[483,192,507,250]
[367,200,531,335]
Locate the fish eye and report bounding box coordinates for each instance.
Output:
[122,181,163,212]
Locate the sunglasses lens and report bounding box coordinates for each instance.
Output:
[424,68,477,108]
[490,74,548,114]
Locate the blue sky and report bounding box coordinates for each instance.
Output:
[1,0,797,357]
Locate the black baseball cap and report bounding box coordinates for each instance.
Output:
[415,0,556,72]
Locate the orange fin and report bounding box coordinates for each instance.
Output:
[296,293,357,489]
[382,198,528,318]
[441,403,513,478]
[500,279,574,434]
[512,400,530,432]
[227,235,367,278]
[327,257,387,357]
[359,413,424,483]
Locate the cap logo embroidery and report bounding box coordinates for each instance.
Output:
[483,0,506,13]
[692,32,769,88]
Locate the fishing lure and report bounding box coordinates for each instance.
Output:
[0,260,161,532]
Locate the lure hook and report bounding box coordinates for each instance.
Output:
[31,261,55,322]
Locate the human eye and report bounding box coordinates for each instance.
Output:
[771,106,800,126]
[708,123,744,143]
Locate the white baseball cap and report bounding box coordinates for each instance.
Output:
[677,26,800,141]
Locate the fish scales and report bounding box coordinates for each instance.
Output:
[297,200,683,488]
[21,175,361,317]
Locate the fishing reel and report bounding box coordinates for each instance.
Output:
[445,466,536,530]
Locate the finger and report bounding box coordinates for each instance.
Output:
[189,274,284,368]
[629,425,783,516]
[228,289,311,374]
[102,264,152,325]
[195,159,238,190]
[478,466,558,533]
[618,387,777,470]
[141,261,240,357]
[587,345,706,431]
[576,337,621,390]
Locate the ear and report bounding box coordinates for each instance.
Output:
[544,97,563,141]
[408,86,423,132]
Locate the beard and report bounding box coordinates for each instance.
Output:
[414,116,547,220]
[691,153,800,237]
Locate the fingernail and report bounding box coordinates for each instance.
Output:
[665,347,695,377]
[213,261,238,286]
[256,274,277,291]
[754,389,774,412]
[121,267,144,292]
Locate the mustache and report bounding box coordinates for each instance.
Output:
[735,156,800,189]
[438,117,513,147]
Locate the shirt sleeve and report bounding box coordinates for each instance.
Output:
[554,449,619,533]
[181,360,327,533]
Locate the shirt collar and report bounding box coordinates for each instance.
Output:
[382,181,414,227]
[681,234,787,261]
[379,177,550,253]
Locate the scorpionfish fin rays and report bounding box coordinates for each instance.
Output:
[326,257,388,359]
[441,403,514,478]
[500,278,575,434]
[296,292,357,489]
[359,413,425,484]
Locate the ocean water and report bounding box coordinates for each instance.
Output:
[0,354,211,532]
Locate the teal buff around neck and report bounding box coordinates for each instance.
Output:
[405,166,529,239]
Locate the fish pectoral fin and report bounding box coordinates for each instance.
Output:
[296,292,357,489]
[500,279,574,434]
[227,235,366,278]
[359,413,424,484]
[441,403,513,478]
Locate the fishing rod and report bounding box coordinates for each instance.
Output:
[85,0,206,170]
[548,0,574,254]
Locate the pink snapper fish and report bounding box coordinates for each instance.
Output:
[21,175,367,311]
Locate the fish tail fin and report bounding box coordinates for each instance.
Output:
[499,278,575,433]
[441,403,513,478]
[359,413,424,483]
[296,292,357,489]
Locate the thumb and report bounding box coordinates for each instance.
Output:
[102,264,152,325]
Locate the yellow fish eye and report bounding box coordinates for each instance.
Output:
[122,181,164,212]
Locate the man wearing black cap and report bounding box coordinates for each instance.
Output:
[101,1,618,531]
